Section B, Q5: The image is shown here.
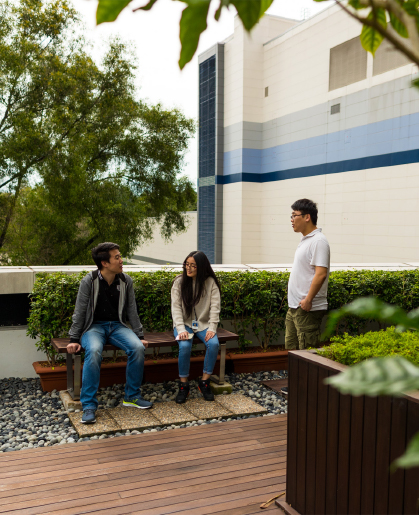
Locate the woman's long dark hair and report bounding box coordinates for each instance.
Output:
[178,250,221,319]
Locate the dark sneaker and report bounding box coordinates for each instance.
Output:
[176,381,190,404]
[123,398,153,409]
[281,387,288,394]
[81,409,96,424]
[198,378,214,401]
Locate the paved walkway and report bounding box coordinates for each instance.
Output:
[0,414,286,514]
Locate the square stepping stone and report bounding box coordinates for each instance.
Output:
[69,409,121,437]
[151,401,196,425]
[215,393,268,415]
[110,406,161,431]
[185,397,233,420]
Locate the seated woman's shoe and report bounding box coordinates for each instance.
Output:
[176,381,190,404]
[198,378,215,401]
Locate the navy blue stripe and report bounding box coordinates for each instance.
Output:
[216,149,419,184]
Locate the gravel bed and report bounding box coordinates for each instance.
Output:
[0,371,287,451]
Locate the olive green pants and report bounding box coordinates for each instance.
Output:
[285,307,327,350]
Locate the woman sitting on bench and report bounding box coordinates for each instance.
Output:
[171,250,221,404]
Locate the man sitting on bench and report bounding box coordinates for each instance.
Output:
[66,242,152,424]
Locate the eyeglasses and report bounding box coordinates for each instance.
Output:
[290,214,305,220]
[183,263,197,270]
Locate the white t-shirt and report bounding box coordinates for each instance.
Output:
[288,228,330,311]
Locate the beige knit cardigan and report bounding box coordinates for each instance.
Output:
[171,276,221,334]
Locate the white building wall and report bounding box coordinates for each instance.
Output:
[130,211,197,265]
[218,5,419,265]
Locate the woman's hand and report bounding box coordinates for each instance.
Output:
[178,331,191,340]
[205,330,215,342]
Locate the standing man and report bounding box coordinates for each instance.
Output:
[67,242,152,424]
[286,199,330,350]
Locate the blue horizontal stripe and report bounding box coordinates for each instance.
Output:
[223,112,419,176]
[217,149,419,184]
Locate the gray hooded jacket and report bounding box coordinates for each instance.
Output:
[68,270,144,343]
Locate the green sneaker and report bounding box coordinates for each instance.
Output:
[123,398,153,409]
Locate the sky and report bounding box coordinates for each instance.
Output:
[74,0,335,187]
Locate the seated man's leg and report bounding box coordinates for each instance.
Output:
[80,323,107,411]
[109,323,145,403]
[295,308,327,350]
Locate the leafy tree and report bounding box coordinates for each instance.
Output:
[0,0,196,265]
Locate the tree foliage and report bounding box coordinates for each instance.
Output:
[0,0,196,265]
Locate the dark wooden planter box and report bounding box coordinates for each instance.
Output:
[278,350,419,515]
[228,349,288,374]
[33,356,222,392]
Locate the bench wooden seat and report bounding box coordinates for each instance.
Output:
[51,328,238,400]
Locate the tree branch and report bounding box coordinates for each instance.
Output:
[62,234,100,266]
[0,173,21,189]
[335,0,419,65]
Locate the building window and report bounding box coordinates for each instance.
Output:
[331,103,340,115]
[329,37,367,91]
[198,55,216,263]
[373,38,411,76]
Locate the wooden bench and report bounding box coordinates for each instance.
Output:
[51,328,238,400]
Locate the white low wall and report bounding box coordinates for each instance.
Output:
[0,327,42,378]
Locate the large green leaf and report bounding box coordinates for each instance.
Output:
[393,432,419,469]
[178,0,211,70]
[360,8,387,55]
[230,0,273,31]
[323,296,419,339]
[325,355,419,396]
[97,0,133,24]
[390,12,408,38]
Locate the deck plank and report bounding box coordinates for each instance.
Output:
[0,415,287,515]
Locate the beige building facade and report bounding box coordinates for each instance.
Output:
[198,4,419,264]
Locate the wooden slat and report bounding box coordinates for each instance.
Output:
[388,397,407,515]
[374,396,392,515]
[304,360,318,515]
[348,395,364,515]
[336,392,351,515]
[0,415,287,515]
[314,366,328,514]
[403,400,419,515]
[295,359,308,515]
[360,396,377,515]
[286,352,298,507]
[325,370,339,515]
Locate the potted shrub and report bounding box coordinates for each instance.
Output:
[279,298,419,515]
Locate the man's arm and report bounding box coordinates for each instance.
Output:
[67,276,90,354]
[125,278,148,347]
[300,266,328,312]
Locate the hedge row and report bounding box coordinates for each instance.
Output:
[27,269,419,364]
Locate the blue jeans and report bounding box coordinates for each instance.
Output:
[174,326,219,378]
[80,322,145,410]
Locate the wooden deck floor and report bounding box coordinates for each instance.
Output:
[0,414,286,515]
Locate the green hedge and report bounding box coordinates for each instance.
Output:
[27,269,419,364]
[317,327,419,366]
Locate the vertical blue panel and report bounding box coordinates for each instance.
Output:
[198,55,216,262]
[198,185,215,263]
